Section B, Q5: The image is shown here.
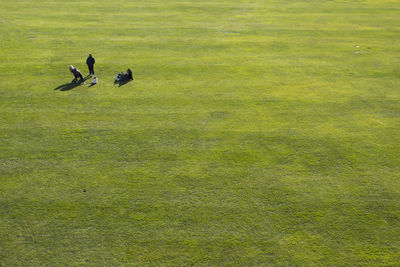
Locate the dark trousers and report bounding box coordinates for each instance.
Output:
[74,73,84,83]
[88,64,94,75]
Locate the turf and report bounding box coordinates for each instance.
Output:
[0,0,399,265]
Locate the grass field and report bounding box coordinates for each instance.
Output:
[1,0,399,265]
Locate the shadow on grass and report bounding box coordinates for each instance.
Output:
[54,79,85,91]
[114,79,133,87]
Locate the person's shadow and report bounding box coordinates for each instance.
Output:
[54,77,91,91]
[54,81,80,91]
[114,79,133,87]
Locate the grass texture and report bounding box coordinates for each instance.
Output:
[0,0,399,265]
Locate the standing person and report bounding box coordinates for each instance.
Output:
[69,65,85,84]
[86,54,95,76]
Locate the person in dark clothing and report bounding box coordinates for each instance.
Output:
[115,69,134,82]
[86,54,95,76]
[69,65,85,84]
[126,69,133,80]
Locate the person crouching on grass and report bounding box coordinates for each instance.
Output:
[69,65,85,84]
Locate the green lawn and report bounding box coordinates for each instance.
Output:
[0,0,399,265]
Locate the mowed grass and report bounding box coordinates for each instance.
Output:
[0,0,399,265]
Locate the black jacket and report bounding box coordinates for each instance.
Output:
[72,68,82,77]
[127,69,133,80]
[86,56,95,65]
